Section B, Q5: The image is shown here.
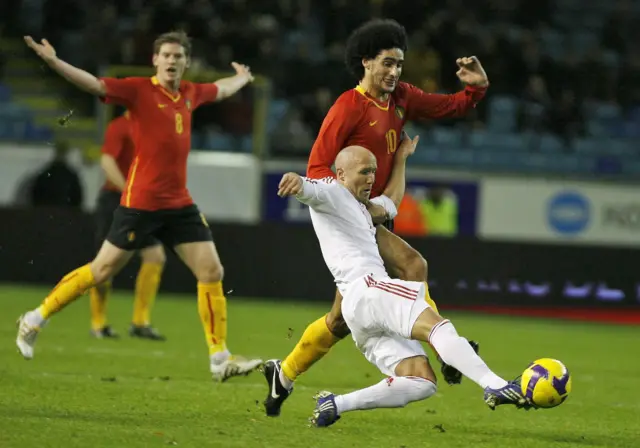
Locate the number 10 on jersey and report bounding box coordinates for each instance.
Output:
[385,129,397,154]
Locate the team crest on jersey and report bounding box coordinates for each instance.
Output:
[186,100,192,111]
[395,106,405,120]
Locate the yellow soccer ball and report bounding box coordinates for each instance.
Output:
[521,358,572,408]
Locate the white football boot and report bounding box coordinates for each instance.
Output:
[210,352,263,382]
[16,313,45,360]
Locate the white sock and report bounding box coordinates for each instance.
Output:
[28,308,47,327]
[210,349,231,364]
[334,376,436,414]
[429,320,508,390]
[278,368,294,390]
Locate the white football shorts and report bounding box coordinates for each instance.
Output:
[341,273,431,376]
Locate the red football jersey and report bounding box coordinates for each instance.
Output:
[307,82,487,198]
[100,76,219,210]
[100,113,134,192]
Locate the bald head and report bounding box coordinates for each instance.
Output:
[335,146,376,171]
[335,146,377,202]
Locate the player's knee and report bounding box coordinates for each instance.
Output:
[325,310,350,339]
[195,262,224,283]
[90,261,118,285]
[406,377,437,403]
[411,307,446,343]
[141,246,166,265]
[400,250,428,282]
[395,356,438,385]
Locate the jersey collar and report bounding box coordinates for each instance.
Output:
[151,76,182,103]
[355,84,390,111]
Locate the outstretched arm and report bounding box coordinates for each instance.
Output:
[406,56,489,121]
[192,62,254,107]
[278,173,337,209]
[24,36,106,96]
[214,62,254,101]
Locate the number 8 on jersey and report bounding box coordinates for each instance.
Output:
[175,112,183,135]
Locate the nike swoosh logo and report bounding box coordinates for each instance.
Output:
[369,121,377,126]
[271,366,280,399]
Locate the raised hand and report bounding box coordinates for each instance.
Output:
[455,56,489,87]
[397,132,420,159]
[231,61,254,83]
[24,36,57,64]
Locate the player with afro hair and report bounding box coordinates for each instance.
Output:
[263,18,490,419]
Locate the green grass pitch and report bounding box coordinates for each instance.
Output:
[1,284,638,447]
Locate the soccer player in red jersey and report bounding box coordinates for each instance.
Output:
[263,19,489,415]
[89,111,167,341]
[17,31,262,381]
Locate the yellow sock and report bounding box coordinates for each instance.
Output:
[424,282,439,315]
[281,314,340,381]
[132,262,163,326]
[89,281,111,330]
[197,282,227,355]
[40,264,95,319]
[423,282,444,356]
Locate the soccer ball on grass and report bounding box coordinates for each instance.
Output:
[521,358,571,408]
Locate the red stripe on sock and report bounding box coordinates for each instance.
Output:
[49,272,79,297]
[206,292,217,345]
[404,376,438,387]
[427,319,451,343]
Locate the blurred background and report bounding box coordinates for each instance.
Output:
[0,0,639,323]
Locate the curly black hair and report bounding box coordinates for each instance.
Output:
[345,19,408,81]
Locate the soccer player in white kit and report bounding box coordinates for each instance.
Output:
[277,135,532,427]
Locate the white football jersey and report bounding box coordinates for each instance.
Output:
[295,177,398,296]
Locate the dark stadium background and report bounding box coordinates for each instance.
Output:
[1,0,639,320]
